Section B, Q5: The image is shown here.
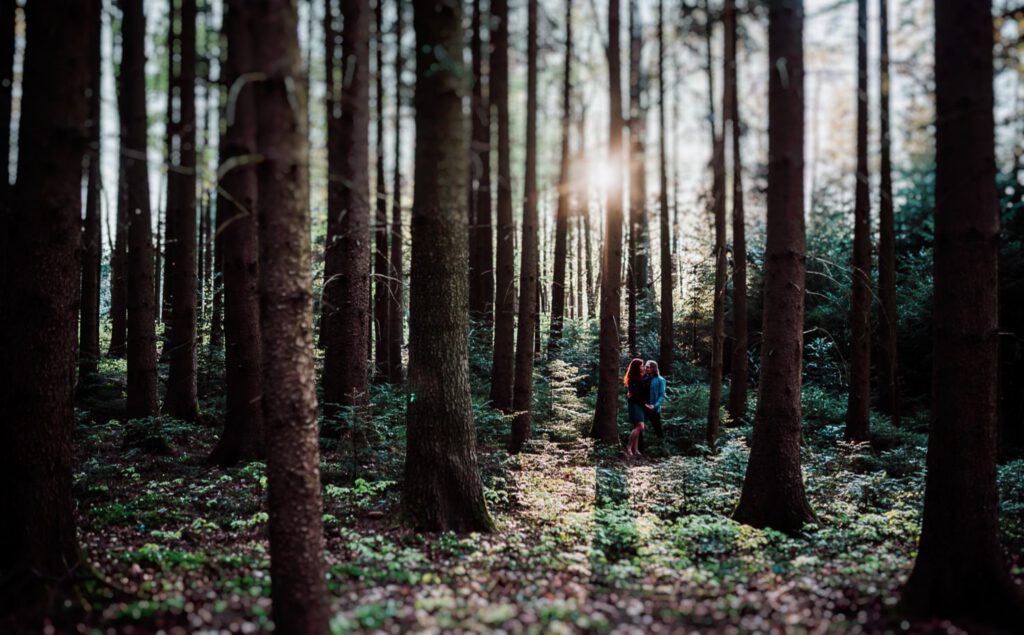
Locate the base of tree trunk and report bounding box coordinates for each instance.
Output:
[900,562,1024,631]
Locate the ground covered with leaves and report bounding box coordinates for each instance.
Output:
[52,355,1024,634]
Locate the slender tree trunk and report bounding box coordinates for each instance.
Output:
[706,0,726,450]
[121,0,159,418]
[0,0,12,313]
[876,0,899,425]
[490,0,515,411]
[900,0,1024,624]
[591,0,625,443]
[657,0,673,375]
[583,179,594,318]
[210,192,224,350]
[386,0,404,385]
[323,0,371,412]
[209,0,263,467]
[468,0,493,322]
[0,0,92,613]
[402,0,494,533]
[627,0,645,356]
[372,0,389,380]
[548,0,572,356]
[154,186,164,323]
[80,2,104,379]
[725,0,747,423]
[165,0,200,421]
[732,0,815,534]
[251,1,329,631]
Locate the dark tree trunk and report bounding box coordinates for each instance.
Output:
[731,0,815,534]
[706,0,726,450]
[725,0,747,424]
[627,0,646,356]
[323,0,371,412]
[591,0,625,443]
[657,0,673,375]
[402,0,494,533]
[548,0,572,356]
[251,1,330,631]
[209,193,224,350]
[386,0,404,385]
[121,0,159,418]
[490,0,515,411]
[165,0,200,421]
[80,2,103,379]
[0,0,91,611]
[876,0,899,425]
[844,0,871,442]
[372,0,389,380]
[900,0,1024,625]
[0,0,12,310]
[209,0,263,468]
[109,153,129,358]
[468,0,493,322]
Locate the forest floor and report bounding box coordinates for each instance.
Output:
[56,358,1024,634]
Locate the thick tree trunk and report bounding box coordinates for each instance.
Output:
[121,0,159,419]
[510,0,540,453]
[657,0,673,376]
[323,0,371,412]
[490,0,515,411]
[109,154,129,358]
[386,0,404,385]
[209,0,264,467]
[373,0,389,380]
[402,0,494,533]
[591,0,625,443]
[900,0,1024,625]
[725,0,747,424]
[731,0,815,534]
[468,0,493,322]
[165,0,200,421]
[80,3,103,379]
[548,0,573,356]
[627,0,646,356]
[0,0,91,611]
[844,0,871,442]
[251,1,329,631]
[876,0,899,425]
[706,0,726,450]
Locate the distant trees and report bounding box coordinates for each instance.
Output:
[657,0,672,376]
[469,0,494,323]
[548,0,573,356]
[706,0,726,450]
[626,0,646,356]
[386,0,405,385]
[80,1,104,379]
[373,0,389,380]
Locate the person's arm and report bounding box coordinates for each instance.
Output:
[652,378,665,409]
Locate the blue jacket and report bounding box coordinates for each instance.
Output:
[649,375,666,412]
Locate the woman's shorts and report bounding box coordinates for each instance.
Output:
[628,402,646,424]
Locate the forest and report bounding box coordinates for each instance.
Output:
[1,0,1023,632]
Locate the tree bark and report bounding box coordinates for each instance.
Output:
[251,1,329,631]
[731,0,815,534]
[323,0,371,411]
[490,0,515,411]
[725,0,747,424]
[372,0,389,380]
[591,0,625,443]
[386,0,404,385]
[657,0,673,376]
[0,0,12,312]
[900,0,1024,625]
[627,0,646,356]
[402,0,494,533]
[109,156,130,358]
[548,0,573,356]
[80,1,104,379]
[706,0,726,450]
[0,0,92,611]
[121,0,159,419]
[469,0,493,322]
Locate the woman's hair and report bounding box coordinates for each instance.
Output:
[623,358,644,387]
[645,360,660,377]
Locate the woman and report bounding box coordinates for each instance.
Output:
[623,358,646,456]
[644,360,666,438]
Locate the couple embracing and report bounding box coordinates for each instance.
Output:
[623,358,666,457]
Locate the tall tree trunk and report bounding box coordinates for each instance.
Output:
[165,0,200,421]
[900,0,1024,625]
[0,0,12,313]
[109,153,129,358]
[323,0,371,412]
[706,0,726,450]
[844,0,871,442]
[209,0,263,467]
[80,2,104,379]
[548,0,572,356]
[386,0,404,385]
[468,0,493,322]
[731,0,815,534]
[490,0,515,411]
[657,0,673,375]
[725,0,747,423]
[251,1,329,631]
[591,0,625,443]
[627,0,645,356]
[209,192,224,350]
[510,0,539,452]
[373,0,389,380]
[876,0,899,425]
[402,0,494,533]
[121,0,159,419]
[0,0,92,612]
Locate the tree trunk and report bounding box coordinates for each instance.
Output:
[80,1,103,379]
[386,0,404,385]
[0,0,12,315]
[251,1,330,631]
[900,0,1024,625]
[209,0,263,467]
[876,0,899,425]
[109,154,129,358]
[657,0,673,375]
[548,0,572,356]
[402,0,494,533]
[706,0,726,450]
[731,0,815,534]
[591,0,625,443]
[165,0,200,421]
[373,0,389,380]
[323,0,371,412]
[725,0,747,424]
[490,0,515,411]
[121,0,159,419]
[468,0,493,322]
[627,0,646,356]
[0,0,91,611]
[209,192,224,350]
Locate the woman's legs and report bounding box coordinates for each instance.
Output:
[627,422,644,455]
